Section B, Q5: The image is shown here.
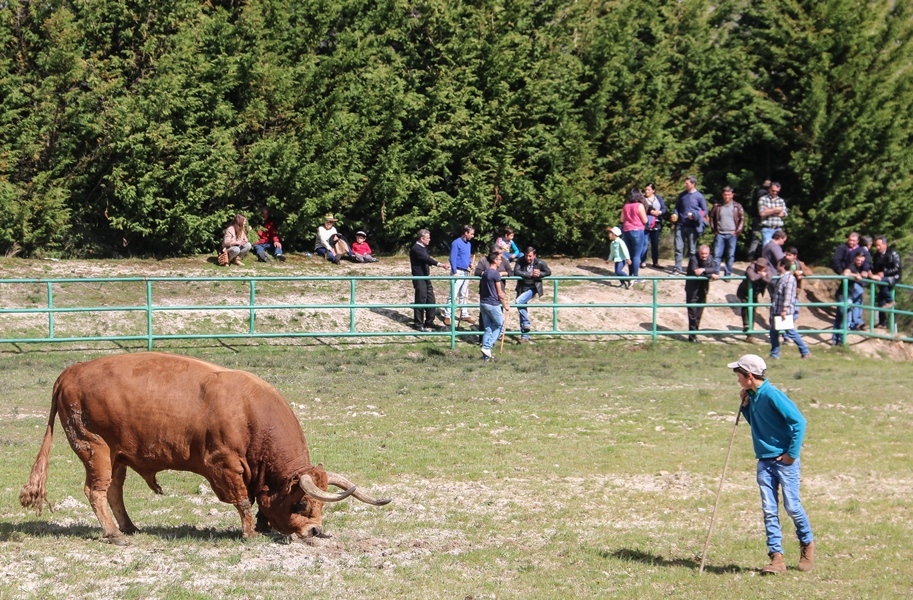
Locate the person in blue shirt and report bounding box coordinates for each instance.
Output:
[730,354,815,575]
[442,225,477,327]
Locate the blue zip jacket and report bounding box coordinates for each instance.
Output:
[739,379,806,459]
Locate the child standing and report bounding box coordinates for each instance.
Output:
[351,231,378,263]
[730,354,815,575]
[606,226,632,288]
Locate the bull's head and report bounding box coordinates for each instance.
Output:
[257,465,390,537]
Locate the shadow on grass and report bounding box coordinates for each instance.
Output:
[2,520,247,542]
[602,548,746,574]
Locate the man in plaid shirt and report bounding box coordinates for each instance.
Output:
[758,182,788,248]
[770,257,811,360]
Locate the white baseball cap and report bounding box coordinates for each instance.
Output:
[727,354,767,376]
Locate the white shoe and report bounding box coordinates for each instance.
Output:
[481,347,493,358]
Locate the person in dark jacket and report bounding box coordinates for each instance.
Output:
[473,245,513,278]
[513,247,551,343]
[737,257,772,341]
[409,229,450,331]
[831,232,862,274]
[871,236,903,329]
[709,186,745,276]
[685,244,720,342]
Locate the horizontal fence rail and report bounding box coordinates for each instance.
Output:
[0,274,909,349]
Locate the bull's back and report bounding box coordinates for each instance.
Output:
[54,353,257,469]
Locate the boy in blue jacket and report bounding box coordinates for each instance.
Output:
[729,354,815,574]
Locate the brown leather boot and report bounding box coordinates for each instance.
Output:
[798,541,815,572]
[761,552,786,575]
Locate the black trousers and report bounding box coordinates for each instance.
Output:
[686,283,707,332]
[412,280,436,326]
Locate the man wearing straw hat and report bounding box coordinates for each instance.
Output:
[730,354,815,575]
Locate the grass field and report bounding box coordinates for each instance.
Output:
[0,340,911,599]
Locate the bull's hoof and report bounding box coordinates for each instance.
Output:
[122,525,140,536]
[105,534,129,546]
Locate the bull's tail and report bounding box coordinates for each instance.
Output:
[19,382,60,515]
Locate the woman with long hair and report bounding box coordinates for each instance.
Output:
[620,189,648,280]
[641,183,667,269]
[221,214,252,266]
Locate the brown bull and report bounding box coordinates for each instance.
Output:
[20,352,389,544]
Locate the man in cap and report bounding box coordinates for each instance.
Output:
[730,354,815,575]
[737,257,772,342]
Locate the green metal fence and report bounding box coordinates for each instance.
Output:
[0,274,909,349]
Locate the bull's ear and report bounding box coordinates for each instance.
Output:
[283,475,299,496]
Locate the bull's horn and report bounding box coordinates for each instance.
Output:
[299,474,355,503]
[327,472,392,506]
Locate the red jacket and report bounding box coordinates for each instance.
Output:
[256,219,280,245]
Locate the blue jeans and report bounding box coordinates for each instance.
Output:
[713,233,737,276]
[515,289,535,335]
[642,228,661,265]
[253,242,283,261]
[315,247,337,262]
[848,282,864,329]
[622,229,645,277]
[757,458,814,555]
[674,226,699,270]
[770,320,810,358]
[479,303,504,350]
[761,227,778,249]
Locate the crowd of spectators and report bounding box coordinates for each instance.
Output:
[218,181,903,360]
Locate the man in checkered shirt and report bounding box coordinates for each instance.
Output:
[758,182,788,248]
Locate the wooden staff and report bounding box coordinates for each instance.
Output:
[699,402,742,574]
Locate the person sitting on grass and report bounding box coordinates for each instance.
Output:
[252,208,285,262]
[351,231,378,263]
[314,213,351,264]
[605,226,631,288]
[221,214,252,266]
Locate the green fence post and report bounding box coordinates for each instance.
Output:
[449,277,456,350]
[250,279,257,334]
[46,282,54,339]
[651,279,658,342]
[349,278,356,334]
[841,277,849,346]
[867,281,876,333]
[552,279,559,333]
[747,284,754,333]
[146,279,154,351]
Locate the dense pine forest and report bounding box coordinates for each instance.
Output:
[2,0,912,259]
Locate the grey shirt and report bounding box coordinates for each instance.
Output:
[717,203,737,234]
